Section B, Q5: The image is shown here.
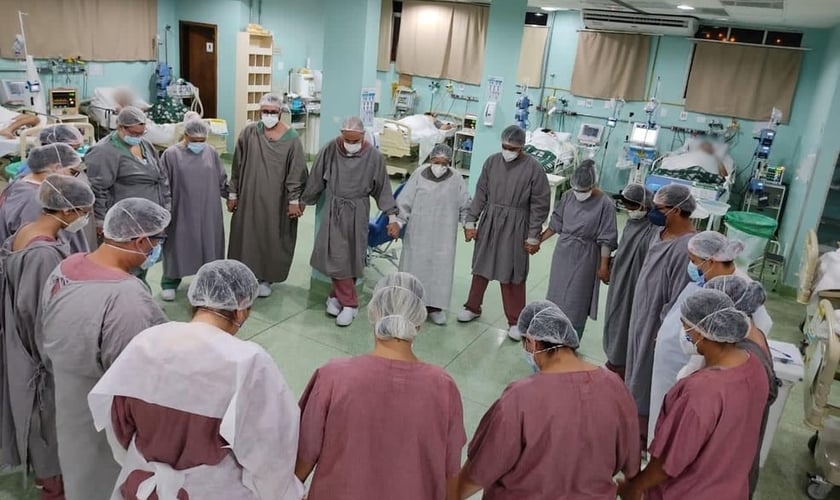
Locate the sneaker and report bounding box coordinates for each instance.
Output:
[160,289,176,302]
[429,311,447,325]
[336,307,359,327]
[457,308,480,323]
[258,282,272,298]
[507,325,522,341]
[326,297,341,317]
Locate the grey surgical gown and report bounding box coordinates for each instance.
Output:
[397,166,471,310]
[161,143,228,279]
[0,180,89,253]
[0,235,70,480]
[302,140,397,279]
[466,153,551,284]
[602,218,659,366]
[624,231,694,416]
[41,253,168,500]
[545,191,618,329]
[85,134,171,224]
[228,124,308,283]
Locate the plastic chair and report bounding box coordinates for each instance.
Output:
[366,182,407,275]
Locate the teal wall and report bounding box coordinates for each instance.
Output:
[0,0,177,103]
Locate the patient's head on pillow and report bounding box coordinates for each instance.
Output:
[113,88,135,110]
[698,140,715,155]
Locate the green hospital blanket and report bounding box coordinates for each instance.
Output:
[524,144,558,174]
[651,166,725,186]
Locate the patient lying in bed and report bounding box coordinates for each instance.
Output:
[656,138,733,184]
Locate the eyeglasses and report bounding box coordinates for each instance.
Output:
[147,234,167,244]
[501,144,521,152]
[261,110,281,115]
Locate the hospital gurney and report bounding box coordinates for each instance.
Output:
[366,183,407,276]
[803,300,840,499]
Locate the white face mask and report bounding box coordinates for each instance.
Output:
[344,142,362,155]
[64,214,90,233]
[680,330,700,356]
[573,191,592,202]
[501,150,519,162]
[627,209,648,220]
[261,114,279,129]
[430,165,448,178]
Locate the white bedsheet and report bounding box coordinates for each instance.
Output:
[526,129,575,167]
[384,114,457,164]
[660,150,723,175]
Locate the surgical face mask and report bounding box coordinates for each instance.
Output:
[501,150,519,162]
[64,213,90,233]
[123,135,142,146]
[187,142,206,154]
[523,350,539,373]
[573,190,592,202]
[680,331,701,356]
[344,142,362,155]
[141,243,163,270]
[261,114,280,129]
[430,165,448,178]
[627,209,648,220]
[647,207,669,227]
[687,261,706,285]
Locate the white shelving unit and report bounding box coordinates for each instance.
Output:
[454,129,475,177]
[234,31,274,140]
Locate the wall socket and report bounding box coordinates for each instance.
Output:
[679,111,688,121]
[585,99,593,108]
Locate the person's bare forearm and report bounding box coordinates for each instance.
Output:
[294,457,315,483]
[627,457,669,494]
[456,466,483,499]
[446,476,460,500]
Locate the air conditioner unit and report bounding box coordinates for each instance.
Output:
[582,10,699,36]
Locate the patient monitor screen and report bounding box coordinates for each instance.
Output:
[50,89,78,114]
[578,124,603,145]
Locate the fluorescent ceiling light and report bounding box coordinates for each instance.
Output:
[676,4,695,10]
[541,7,567,11]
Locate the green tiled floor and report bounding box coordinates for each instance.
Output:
[0,188,830,499]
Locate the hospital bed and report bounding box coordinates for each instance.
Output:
[377,113,460,169]
[524,129,576,176]
[0,106,40,160]
[83,87,228,153]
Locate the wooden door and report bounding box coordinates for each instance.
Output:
[179,21,218,118]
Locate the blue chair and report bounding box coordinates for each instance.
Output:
[366,182,407,274]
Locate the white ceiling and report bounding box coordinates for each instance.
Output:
[528,0,840,28]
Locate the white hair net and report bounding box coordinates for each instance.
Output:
[501,125,526,147]
[184,119,209,138]
[340,116,365,133]
[688,231,745,262]
[517,300,580,348]
[103,198,171,242]
[430,143,453,162]
[704,275,767,316]
[40,125,83,146]
[188,260,259,311]
[259,93,283,108]
[680,288,750,343]
[571,160,597,190]
[653,184,696,215]
[622,183,652,209]
[183,111,201,122]
[116,106,147,127]
[39,174,94,211]
[28,143,80,173]
[367,272,427,342]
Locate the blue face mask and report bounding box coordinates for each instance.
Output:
[141,244,162,270]
[647,207,668,226]
[523,350,539,373]
[187,142,206,154]
[123,135,142,146]
[687,261,705,285]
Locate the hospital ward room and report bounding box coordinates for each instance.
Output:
[3,0,840,499]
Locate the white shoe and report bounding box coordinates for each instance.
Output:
[429,311,447,325]
[457,308,480,323]
[160,289,176,302]
[336,307,358,327]
[326,297,341,317]
[507,325,522,341]
[258,282,272,298]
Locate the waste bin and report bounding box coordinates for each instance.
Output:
[725,211,778,268]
